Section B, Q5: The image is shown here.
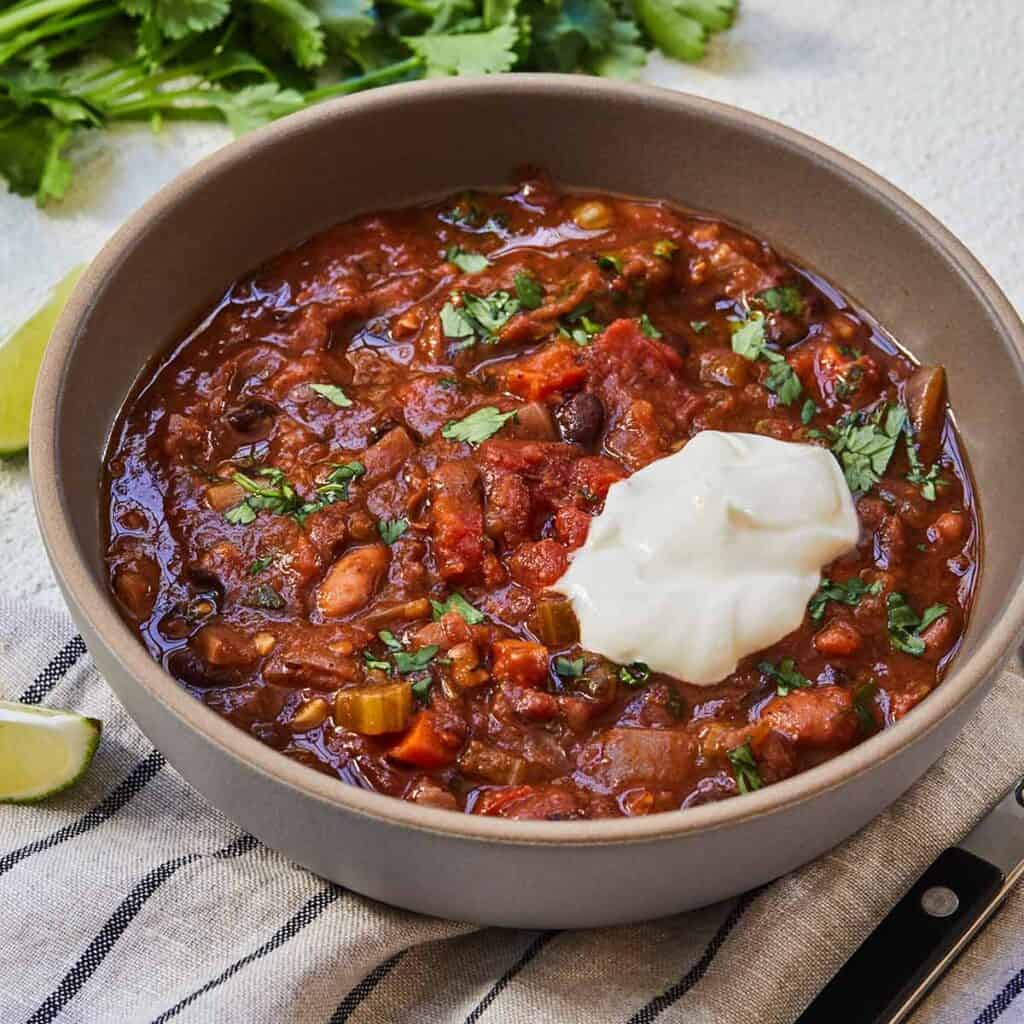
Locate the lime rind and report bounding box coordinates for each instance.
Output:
[0,265,85,458]
[0,700,102,804]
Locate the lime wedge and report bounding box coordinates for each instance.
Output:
[0,264,84,458]
[0,700,101,803]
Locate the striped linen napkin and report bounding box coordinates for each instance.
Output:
[2,596,1023,1024]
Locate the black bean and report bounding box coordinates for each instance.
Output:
[556,392,605,448]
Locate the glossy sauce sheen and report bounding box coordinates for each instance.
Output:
[103,175,979,820]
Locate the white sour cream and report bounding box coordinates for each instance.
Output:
[552,431,859,685]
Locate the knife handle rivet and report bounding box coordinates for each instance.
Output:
[920,885,960,918]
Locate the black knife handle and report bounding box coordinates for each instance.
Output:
[795,847,1005,1024]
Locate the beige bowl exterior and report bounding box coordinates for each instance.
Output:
[30,76,1024,928]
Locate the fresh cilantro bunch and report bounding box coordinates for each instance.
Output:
[0,0,737,206]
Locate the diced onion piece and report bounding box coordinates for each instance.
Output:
[335,681,412,735]
[531,596,580,647]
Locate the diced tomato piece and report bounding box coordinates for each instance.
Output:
[430,461,487,582]
[588,318,684,375]
[388,711,462,768]
[570,455,626,500]
[508,539,568,589]
[496,340,586,401]
[491,640,549,688]
[553,506,591,550]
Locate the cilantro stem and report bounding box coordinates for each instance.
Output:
[0,0,97,38]
[0,4,117,64]
[303,56,423,102]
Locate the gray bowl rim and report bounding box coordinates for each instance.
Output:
[31,73,1024,847]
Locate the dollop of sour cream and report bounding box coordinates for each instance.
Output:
[552,431,859,686]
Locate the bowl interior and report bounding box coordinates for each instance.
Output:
[37,76,1024,837]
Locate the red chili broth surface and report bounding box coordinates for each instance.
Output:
[103,173,979,820]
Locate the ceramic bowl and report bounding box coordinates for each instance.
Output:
[31,75,1024,927]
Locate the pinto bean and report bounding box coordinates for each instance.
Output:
[904,365,947,451]
[316,543,390,617]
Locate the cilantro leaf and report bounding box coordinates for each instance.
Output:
[441,289,520,346]
[801,399,818,425]
[587,19,647,79]
[411,676,433,701]
[430,592,485,624]
[249,554,274,575]
[446,245,490,273]
[635,0,722,62]
[762,350,802,405]
[247,0,326,68]
[727,740,762,794]
[442,406,516,444]
[618,661,650,687]
[0,115,72,205]
[404,23,518,77]
[758,657,811,697]
[514,271,544,310]
[755,285,803,315]
[638,312,662,338]
[904,422,944,501]
[654,239,678,259]
[378,629,402,651]
[309,382,353,407]
[378,517,409,544]
[393,644,440,674]
[854,679,879,736]
[733,313,801,405]
[808,576,882,621]
[121,0,230,39]
[207,83,305,136]
[690,320,708,334]
[597,253,623,273]
[731,313,766,360]
[887,593,947,656]
[554,656,584,678]
[828,404,907,494]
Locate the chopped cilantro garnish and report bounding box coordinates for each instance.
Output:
[225,503,257,526]
[514,272,544,310]
[758,657,811,697]
[800,399,818,425]
[827,404,907,494]
[378,630,403,651]
[226,467,302,524]
[727,741,763,794]
[441,290,520,347]
[853,679,880,736]
[903,422,944,501]
[442,406,517,445]
[755,285,803,315]
[363,653,392,673]
[731,313,766,360]
[597,253,623,273]
[438,377,460,390]
[393,644,440,674]
[690,320,709,334]
[308,383,352,408]
[315,461,365,505]
[638,313,662,338]
[248,554,274,575]
[430,592,485,625]
[731,313,802,406]
[560,302,603,346]
[378,518,409,545]
[887,593,947,656]
[653,240,678,260]
[554,656,585,678]
[445,246,490,274]
[808,576,882,621]
[411,677,433,702]
[618,662,650,687]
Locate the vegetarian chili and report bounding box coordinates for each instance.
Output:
[103,172,979,820]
